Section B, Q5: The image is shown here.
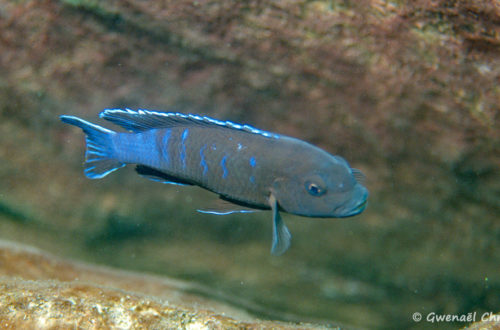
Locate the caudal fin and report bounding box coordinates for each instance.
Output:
[60,115,125,179]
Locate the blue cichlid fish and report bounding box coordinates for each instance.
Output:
[60,109,368,255]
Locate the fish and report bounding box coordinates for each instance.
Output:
[60,109,368,255]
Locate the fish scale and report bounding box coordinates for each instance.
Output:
[60,109,368,255]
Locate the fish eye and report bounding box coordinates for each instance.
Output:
[305,181,325,197]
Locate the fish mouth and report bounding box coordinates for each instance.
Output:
[347,199,368,216]
[333,186,368,218]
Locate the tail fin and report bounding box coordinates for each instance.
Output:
[60,115,125,179]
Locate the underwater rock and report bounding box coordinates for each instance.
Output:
[465,315,500,330]
[0,240,324,329]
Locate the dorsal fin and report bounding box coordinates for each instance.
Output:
[99,109,280,139]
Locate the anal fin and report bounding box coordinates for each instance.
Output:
[197,198,258,215]
[135,165,193,186]
[197,209,256,215]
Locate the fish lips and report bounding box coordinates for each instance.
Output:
[333,185,369,218]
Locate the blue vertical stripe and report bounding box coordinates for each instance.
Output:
[161,129,172,166]
[199,144,208,176]
[220,155,228,179]
[249,157,256,168]
[180,128,189,168]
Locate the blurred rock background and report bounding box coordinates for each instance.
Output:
[0,0,499,328]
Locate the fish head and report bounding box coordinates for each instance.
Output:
[272,154,368,218]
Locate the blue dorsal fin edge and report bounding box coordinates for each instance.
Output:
[99,108,280,139]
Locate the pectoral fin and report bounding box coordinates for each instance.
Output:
[269,194,291,256]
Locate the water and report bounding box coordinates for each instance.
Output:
[1,1,499,328]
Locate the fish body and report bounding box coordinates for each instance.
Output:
[60,109,368,255]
